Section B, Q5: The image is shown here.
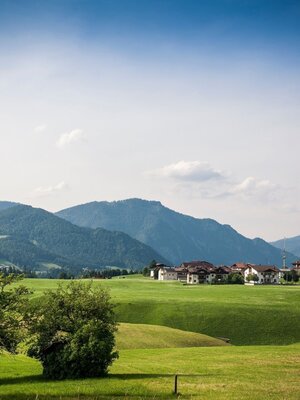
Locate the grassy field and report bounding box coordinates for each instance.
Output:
[116,323,229,349]
[1,343,299,400]
[22,277,300,345]
[1,276,299,400]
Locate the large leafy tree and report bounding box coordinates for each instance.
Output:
[0,273,30,353]
[28,281,118,379]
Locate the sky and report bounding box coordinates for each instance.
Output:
[0,0,299,242]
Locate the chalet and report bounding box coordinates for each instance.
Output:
[230,263,252,275]
[150,263,166,279]
[187,267,213,284]
[183,261,221,284]
[214,266,231,283]
[174,265,189,281]
[158,267,178,281]
[244,265,280,284]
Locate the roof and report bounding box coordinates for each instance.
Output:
[231,263,253,270]
[249,265,279,273]
[160,267,177,273]
[292,260,300,266]
[180,260,215,269]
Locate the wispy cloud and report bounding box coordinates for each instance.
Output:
[34,181,68,196]
[56,129,85,148]
[147,160,225,182]
[34,124,47,133]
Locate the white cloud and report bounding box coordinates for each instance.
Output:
[56,129,85,148]
[34,124,47,133]
[147,160,225,182]
[34,181,68,196]
[229,176,279,199]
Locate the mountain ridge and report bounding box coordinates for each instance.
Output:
[56,198,297,266]
[0,204,169,271]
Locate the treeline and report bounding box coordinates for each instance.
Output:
[0,265,139,280]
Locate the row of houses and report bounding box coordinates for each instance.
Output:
[150,260,300,285]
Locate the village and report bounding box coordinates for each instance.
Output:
[150,260,300,285]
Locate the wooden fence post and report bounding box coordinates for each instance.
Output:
[174,374,178,395]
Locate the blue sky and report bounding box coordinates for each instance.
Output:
[0,0,299,241]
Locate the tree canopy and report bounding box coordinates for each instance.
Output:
[28,281,118,379]
[0,273,30,353]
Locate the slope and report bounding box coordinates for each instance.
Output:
[57,198,296,265]
[116,323,229,349]
[0,205,169,270]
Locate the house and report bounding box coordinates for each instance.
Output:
[187,267,214,284]
[158,267,178,281]
[230,263,252,275]
[182,261,216,284]
[214,266,231,283]
[174,265,189,281]
[244,265,280,284]
[150,263,165,279]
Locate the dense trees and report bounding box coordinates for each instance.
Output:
[28,282,118,379]
[0,273,30,353]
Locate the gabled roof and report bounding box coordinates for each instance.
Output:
[249,265,279,273]
[180,260,215,269]
[231,262,253,270]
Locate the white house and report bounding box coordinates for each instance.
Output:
[158,267,178,281]
[244,265,279,284]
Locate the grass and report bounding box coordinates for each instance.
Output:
[116,323,229,349]
[21,277,300,345]
[1,277,300,399]
[0,344,299,400]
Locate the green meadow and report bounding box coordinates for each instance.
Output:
[22,277,300,345]
[1,276,300,399]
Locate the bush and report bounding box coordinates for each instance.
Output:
[0,273,30,353]
[228,273,244,284]
[28,281,118,379]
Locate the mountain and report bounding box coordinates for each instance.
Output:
[57,198,296,266]
[271,236,300,258]
[0,205,168,271]
[0,201,18,212]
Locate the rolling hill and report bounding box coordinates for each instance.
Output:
[0,205,169,271]
[57,198,296,265]
[271,236,300,258]
[116,323,229,350]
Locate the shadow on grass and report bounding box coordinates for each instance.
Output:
[0,372,214,385]
[0,373,215,399]
[0,373,175,386]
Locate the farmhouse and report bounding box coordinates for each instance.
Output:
[187,267,213,284]
[158,267,178,281]
[150,263,166,279]
[244,265,280,284]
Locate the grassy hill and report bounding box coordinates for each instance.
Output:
[0,205,169,271]
[56,198,297,265]
[21,277,300,345]
[1,343,299,399]
[116,323,229,349]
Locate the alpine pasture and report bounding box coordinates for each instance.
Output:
[0,276,300,399]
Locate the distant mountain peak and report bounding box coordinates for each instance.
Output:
[57,199,297,266]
